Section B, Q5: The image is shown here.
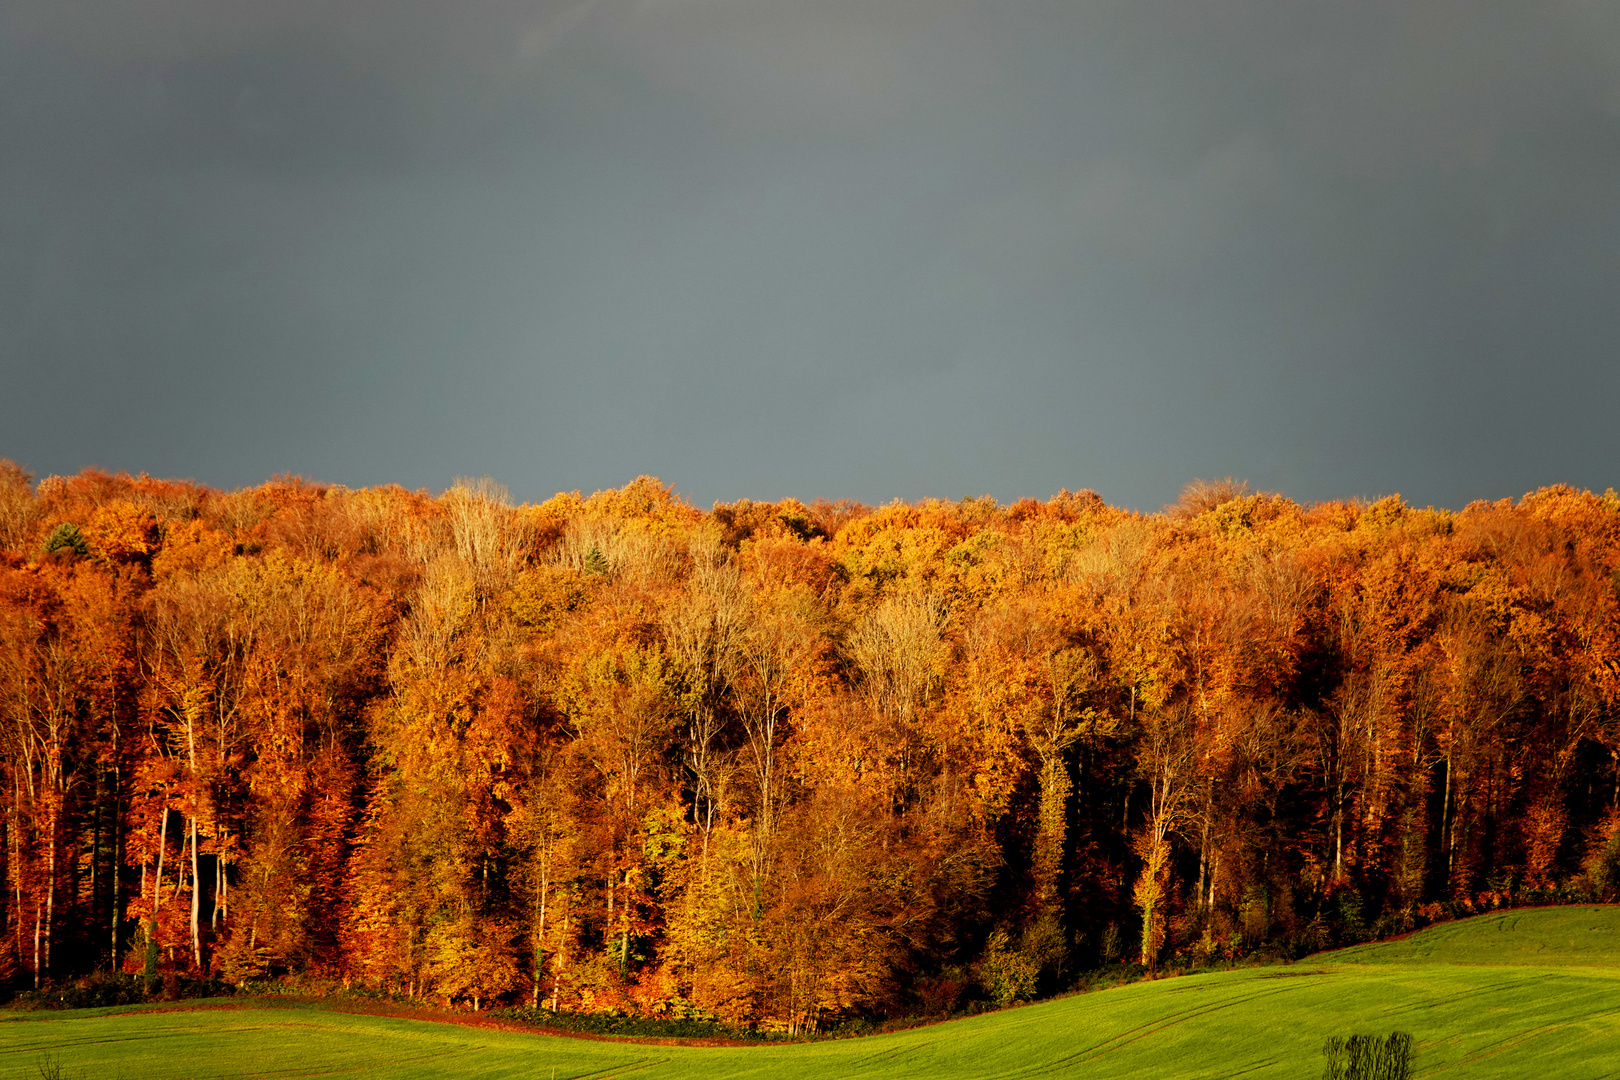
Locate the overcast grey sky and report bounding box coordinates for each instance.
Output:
[2,0,1617,510]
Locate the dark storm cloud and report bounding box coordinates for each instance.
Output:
[2,0,1617,509]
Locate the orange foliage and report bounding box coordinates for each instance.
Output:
[2,469,1619,1023]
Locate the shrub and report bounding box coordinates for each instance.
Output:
[42,522,87,558]
[10,972,235,1010]
[977,929,1040,1006]
[13,974,147,1010]
[489,1005,766,1041]
[1099,922,1123,964]
[1322,1032,1413,1080]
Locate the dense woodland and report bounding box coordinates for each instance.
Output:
[2,463,1619,1028]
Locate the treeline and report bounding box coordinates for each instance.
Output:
[2,464,1619,1028]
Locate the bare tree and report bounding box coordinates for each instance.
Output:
[846,590,946,810]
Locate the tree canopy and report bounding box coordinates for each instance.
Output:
[3,464,1619,1029]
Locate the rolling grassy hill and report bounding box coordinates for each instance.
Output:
[5,906,1620,1080]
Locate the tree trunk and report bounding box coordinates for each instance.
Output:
[109,815,121,971]
[1442,752,1454,883]
[1134,829,1169,966]
[533,852,549,1009]
[1194,850,1205,916]
[154,807,168,913]
[1033,751,1070,913]
[10,783,22,968]
[189,816,201,969]
[44,801,55,982]
[618,870,631,976]
[109,763,121,972]
[90,770,101,938]
[551,910,568,1012]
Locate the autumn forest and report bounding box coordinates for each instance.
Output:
[3,464,1619,1029]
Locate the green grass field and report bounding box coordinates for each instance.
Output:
[6,906,1620,1079]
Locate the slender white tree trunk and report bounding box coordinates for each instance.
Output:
[189,816,201,968]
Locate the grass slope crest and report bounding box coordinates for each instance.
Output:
[5,906,1620,1079]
